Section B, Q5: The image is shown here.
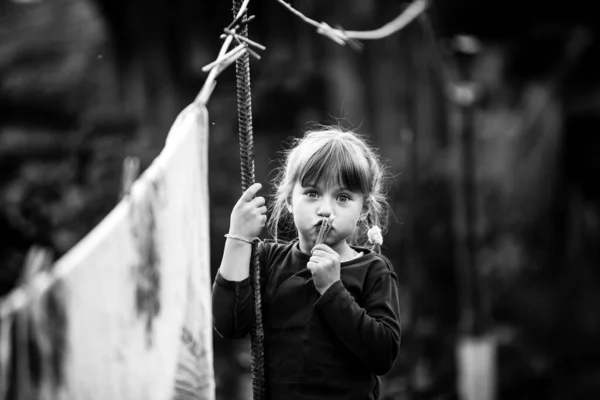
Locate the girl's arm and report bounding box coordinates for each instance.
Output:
[212,183,267,339]
[212,241,253,338]
[314,260,401,375]
[218,236,253,281]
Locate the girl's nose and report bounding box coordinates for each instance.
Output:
[317,198,333,217]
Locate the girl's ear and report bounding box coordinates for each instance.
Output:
[361,209,373,226]
[361,200,370,219]
[359,214,367,225]
[362,196,370,213]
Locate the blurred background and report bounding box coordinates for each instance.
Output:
[1,0,600,399]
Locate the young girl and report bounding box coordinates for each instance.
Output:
[212,127,401,400]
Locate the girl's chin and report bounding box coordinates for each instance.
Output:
[300,233,329,246]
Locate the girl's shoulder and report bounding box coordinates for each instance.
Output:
[352,247,397,279]
[352,245,393,266]
[375,252,394,273]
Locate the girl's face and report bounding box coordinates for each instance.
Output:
[289,179,365,256]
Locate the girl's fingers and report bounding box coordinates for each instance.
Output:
[241,182,262,202]
[311,246,337,258]
[309,255,327,265]
[311,249,327,259]
[251,196,266,207]
[258,206,268,215]
[311,244,334,255]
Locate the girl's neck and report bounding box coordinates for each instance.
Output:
[336,242,358,262]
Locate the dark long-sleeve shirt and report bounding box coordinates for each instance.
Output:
[212,240,401,400]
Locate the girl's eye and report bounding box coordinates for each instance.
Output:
[337,194,350,203]
[306,191,318,198]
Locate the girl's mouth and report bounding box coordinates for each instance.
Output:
[314,215,335,246]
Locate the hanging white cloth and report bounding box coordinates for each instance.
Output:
[0,101,215,400]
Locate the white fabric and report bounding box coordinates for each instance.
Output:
[0,102,215,400]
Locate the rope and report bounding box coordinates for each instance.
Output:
[231,1,265,399]
[277,0,427,47]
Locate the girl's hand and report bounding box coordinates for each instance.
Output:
[308,244,341,294]
[229,182,267,240]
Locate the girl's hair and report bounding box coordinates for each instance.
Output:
[268,126,390,247]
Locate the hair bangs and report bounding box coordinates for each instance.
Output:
[297,140,370,193]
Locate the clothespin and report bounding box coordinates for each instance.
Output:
[19,246,53,285]
[120,156,140,200]
[203,0,265,72]
[13,245,53,400]
[334,25,363,51]
[196,0,265,104]
[227,14,256,31]
[315,23,364,51]
[223,28,266,51]
[317,22,348,46]
[231,39,261,60]
[0,307,12,399]
[202,23,267,73]
[222,27,266,60]
[227,0,253,30]
[201,44,248,73]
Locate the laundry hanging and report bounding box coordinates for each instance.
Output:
[0,102,215,400]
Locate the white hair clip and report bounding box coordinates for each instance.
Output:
[367,226,383,246]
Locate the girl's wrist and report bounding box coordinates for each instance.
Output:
[224,233,257,244]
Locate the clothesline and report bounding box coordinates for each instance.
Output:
[277,0,428,46]
[197,0,428,105]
